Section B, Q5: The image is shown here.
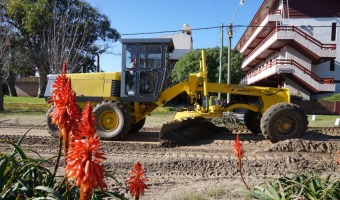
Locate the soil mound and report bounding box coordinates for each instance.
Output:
[264,139,339,153]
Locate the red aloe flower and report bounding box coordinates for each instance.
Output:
[233,134,249,189]
[66,102,107,200]
[126,162,149,200]
[234,134,244,163]
[49,61,81,137]
[77,102,97,138]
[49,61,81,158]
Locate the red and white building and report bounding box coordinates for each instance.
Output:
[236,0,339,100]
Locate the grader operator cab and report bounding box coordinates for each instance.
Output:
[45,38,308,143]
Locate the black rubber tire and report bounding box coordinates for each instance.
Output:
[46,106,59,138]
[260,103,308,143]
[129,117,146,133]
[243,109,261,134]
[94,100,131,140]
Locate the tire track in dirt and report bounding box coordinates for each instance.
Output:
[0,128,339,198]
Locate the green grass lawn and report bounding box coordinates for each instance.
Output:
[4,95,46,104]
[2,96,339,127]
[3,96,47,111]
[307,114,340,127]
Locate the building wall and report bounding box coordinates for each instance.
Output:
[15,77,39,97]
[281,17,340,99]
[283,18,339,78]
[283,45,312,71]
[288,0,340,18]
[284,78,310,100]
[160,32,193,50]
[237,0,339,100]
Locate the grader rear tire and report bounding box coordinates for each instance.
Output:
[129,117,146,133]
[94,100,131,140]
[46,106,59,138]
[244,109,261,134]
[260,103,308,143]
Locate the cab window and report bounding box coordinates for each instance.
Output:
[139,45,162,68]
[125,45,137,69]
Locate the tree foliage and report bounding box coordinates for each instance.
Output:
[171,47,244,84]
[0,0,13,109]
[3,0,121,97]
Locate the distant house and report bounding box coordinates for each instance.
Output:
[160,24,193,67]
[236,0,340,100]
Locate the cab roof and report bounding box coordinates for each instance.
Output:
[120,38,174,52]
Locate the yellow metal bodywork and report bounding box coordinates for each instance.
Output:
[63,50,289,124]
[158,50,290,120]
[66,72,121,108]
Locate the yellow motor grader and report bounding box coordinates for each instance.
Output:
[44,38,308,143]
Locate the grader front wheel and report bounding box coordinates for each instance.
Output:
[129,117,146,133]
[260,103,308,143]
[46,106,59,138]
[94,100,131,140]
[244,109,261,134]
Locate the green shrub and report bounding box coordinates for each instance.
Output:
[0,129,127,199]
[320,93,340,102]
[248,173,340,200]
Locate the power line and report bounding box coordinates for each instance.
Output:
[121,24,340,36]
[121,26,220,36]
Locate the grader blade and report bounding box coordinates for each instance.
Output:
[159,117,227,147]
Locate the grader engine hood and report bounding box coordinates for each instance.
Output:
[44,72,121,103]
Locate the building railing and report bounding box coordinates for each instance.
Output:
[278,26,336,50]
[242,28,278,65]
[238,9,281,50]
[275,59,334,84]
[242,59,334,91]
[244,59,334,84]
[242,26,337,65]
[257,9,282,27]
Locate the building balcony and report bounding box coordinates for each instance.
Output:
[241,26,336,70]
[241,59,335,93]
[239,9,282,54]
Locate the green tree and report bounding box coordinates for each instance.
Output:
[4,0,120,97]
[0,0,12,110]
[171,47,244,84]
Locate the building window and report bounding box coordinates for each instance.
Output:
[331,23,336,41]
[330,59,335,71]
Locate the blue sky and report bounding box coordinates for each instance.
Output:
[86,0,263,72]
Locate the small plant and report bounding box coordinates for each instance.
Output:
[0,129,55,199]
[126,162,149,200]
[233,134,249,189]
[0,62,127,199]
[320,93,340,102]
[248,173,340,200]
[65,102,107,199]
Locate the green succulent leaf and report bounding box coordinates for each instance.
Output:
[0,140,27,160]
[34,186,65,200]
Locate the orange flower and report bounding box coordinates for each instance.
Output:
[49,61,81,159]
[49,61,81,135]
[126,162,149,199]
[66,136,107,196]
[66,102,107,199]
[234,134,244,160]
[77,102,97,138]
[233,134,249,189]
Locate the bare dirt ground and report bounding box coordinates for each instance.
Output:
[0,114,340,199]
